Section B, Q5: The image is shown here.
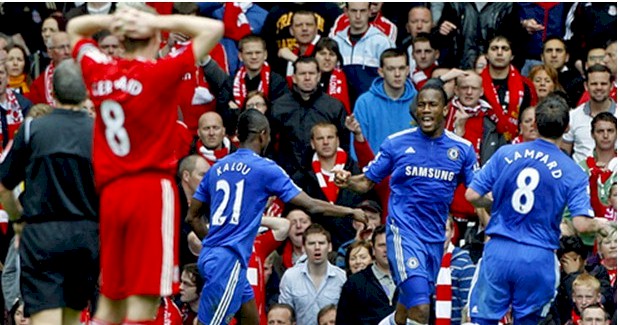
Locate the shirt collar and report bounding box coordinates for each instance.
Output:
[371,263,391,280]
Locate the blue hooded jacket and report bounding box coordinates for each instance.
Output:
[351,77,417,158]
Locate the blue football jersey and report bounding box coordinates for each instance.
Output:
[469,139,594,249]
[365,128,478,243]
[193,149,301,265]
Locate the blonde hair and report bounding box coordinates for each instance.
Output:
[572,273,601,293]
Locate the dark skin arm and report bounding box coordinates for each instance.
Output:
[186,198,209,239]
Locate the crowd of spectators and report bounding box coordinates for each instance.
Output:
[0,2,615,325]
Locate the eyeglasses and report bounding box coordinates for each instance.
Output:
[50,44,71,51]
[246,102,267,109]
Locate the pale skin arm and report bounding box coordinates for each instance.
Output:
[261,216,290,241]
[572,215,608,234]
[464,188,494,209]
[345,114,366,142]
[278,47,298,63]
[67,6,224,65]
[0,182,24,236]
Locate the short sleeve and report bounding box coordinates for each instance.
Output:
[192,168,213,205]
[461,144,479,187]
[265,163,302,203]
[567,170,594,218]
[468,149,501,196]
[155,42,197,83]
[364,140,394,184]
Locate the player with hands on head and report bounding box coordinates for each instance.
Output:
[67,3,225,324]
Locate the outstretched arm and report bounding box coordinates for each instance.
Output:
[288,191,367,225]
[333,170,376,194]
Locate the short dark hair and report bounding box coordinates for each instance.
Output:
[412,32,437,50]
[53,60,87,105]
[379,48,408,68]
[409,81,448,120]
[317,304,337,323]
[302,223,331,245]
[237,109,269,143]
[542,36,568,53]
[238,34,267,53]
[517,105,535,133]
[293,56,320,74]
[591,111,617,133]
[182,263,203,292]
[557,235,587,259]
[291,10,317,25]
[269,303,296,322]
[486,35,513,52]
[534,94,570,139]
[585,64,613,82]
[172,2,198,15]
[372,224,386,246]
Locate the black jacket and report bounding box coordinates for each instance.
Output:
[217,68,289,136]
[336,266,397,325]
[293,155,372,250]
[435,3,526,69]
[270,87,349,177]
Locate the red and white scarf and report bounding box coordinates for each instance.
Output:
[445,98,491,159]
[222,2,252,41]
[0,89,25,146]
[233,62,271,107]
[43,64,57,106]
[285,35,321,77]
[481,65,524,141]
[198,137,232,166]
[435,242,454,325]
[411,63,437,90]
[312,148,347,203]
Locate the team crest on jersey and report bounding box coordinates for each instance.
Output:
[447,147,459,161]
[407,257,419,269]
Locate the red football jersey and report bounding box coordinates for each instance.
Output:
[74,39,195,189]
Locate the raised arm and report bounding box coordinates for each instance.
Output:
[67,5,224,64]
